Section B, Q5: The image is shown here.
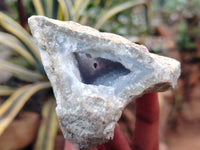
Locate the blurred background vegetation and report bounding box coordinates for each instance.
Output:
[0,0,199,150]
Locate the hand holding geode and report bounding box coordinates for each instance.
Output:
[28,16,180,149]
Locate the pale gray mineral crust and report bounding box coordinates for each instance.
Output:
[28,16,180,149]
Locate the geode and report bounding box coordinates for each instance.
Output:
[28,16,180,149]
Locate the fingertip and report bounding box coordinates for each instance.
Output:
[103,125,131,150]
[64,140,79,150]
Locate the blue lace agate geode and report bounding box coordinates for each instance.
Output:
[28,16,180,149]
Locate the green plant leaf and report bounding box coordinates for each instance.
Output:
[100,0,113,13]
[34,98,57,150]
[0,59,45,82]
[0,82,51,135]
[104,0,113,9]
[95,0,147,29]
[0,86,16,96]
[32,0,45,16]
[0,12,41,62]
[57,5,64,20]
[45,0,59,18]
[45,0,53,17]
[93,0,101,6]
[57,0,72,20]
[79,12,89,25]
[73,0,90,22]
[72,0,83,15]
[51,0,59,19]
[0,32,36,65]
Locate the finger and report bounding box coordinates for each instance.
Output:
[102,125,131,150]
[133,93,159,150]
[90,147,98,150]
[64,140,79,150]
[93,144,107,150]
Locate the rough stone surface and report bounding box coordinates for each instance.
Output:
[28,16,181,149]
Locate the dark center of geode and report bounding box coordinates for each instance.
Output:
[74,52,130,86]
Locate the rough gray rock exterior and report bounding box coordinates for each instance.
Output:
[28,16,180,149]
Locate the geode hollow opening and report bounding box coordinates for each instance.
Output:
[74,52,131,86]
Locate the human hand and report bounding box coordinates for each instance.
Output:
[64,93,159,150]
